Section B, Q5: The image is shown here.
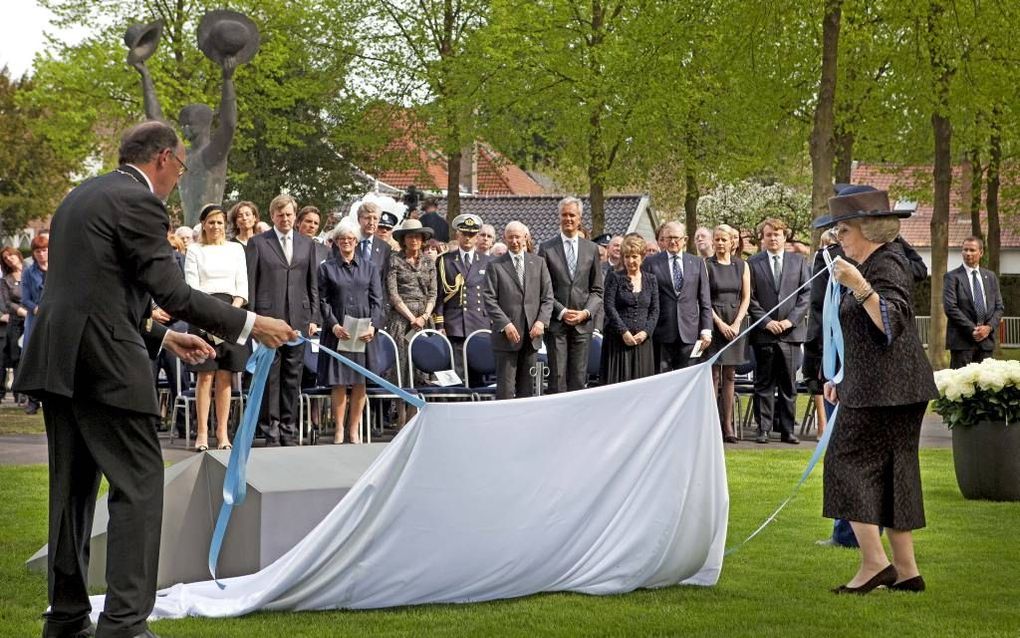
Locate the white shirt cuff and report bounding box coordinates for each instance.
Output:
[558,308,568,320]
[237,311,256,345]
[700,330,712,338]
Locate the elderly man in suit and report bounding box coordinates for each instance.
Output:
[747,217,810,444]
[247,194,319,446]
[435,213,491,385]
[944,236,1005,369]
[483,221,554,400]
[537,197,604,393]
[644,222,713,372]
[15,121,294,638]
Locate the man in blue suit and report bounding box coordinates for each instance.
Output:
[643,222,713,372]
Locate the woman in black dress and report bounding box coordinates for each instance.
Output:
[600,234,659,384]
[705,224,750,443]
[318,219,383,444]
[817,186,938,594]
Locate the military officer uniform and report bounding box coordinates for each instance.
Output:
[434,214,491,386]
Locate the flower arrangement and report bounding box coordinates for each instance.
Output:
[932,359,1020,428]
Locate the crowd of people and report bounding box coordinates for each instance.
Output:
[89,190,851,451]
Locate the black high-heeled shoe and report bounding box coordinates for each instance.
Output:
[832,564,898,595]
[890,575,926,592]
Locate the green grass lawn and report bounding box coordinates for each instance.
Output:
[0,405,45,435]
[2,450,1018,637]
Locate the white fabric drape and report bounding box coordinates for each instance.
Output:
[96,362,728,619]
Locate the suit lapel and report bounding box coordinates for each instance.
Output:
[264,230,288,266]
[658,254,677,300]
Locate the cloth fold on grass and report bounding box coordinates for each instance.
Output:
[90,362,727,619]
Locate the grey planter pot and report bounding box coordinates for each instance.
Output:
[951,421,1020,501]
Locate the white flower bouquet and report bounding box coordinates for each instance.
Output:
[932,358,1020,428]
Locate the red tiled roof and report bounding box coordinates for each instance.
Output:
[374,119,543,196]
[851,163,1020,249]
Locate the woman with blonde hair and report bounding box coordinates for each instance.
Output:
[599,234,658,383]
[184,204,249,451]
[704,224,750,443]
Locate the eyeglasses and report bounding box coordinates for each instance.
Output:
[168,151,188,177]
[663,236,686,242]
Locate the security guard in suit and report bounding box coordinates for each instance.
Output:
[434,213,491,385]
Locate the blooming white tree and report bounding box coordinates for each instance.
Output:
[697,180,813,242]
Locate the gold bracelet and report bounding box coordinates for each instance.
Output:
[853,285,874,303]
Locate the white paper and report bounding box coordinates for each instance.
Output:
[96,363,727,619]
[338,316,371,353]
[689,340,705,359]
[432,369,462,386]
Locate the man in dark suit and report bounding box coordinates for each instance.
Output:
[247,194,319,446]
[537,197,604,393]
[483,221,554,399]
[419,196,450,242]
[434,214,491,385]
[643,222,713,372]
[747,217,810,444]
[14,122,294,638]
[944,236,1005,369]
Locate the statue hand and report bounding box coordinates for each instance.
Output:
[222,55,238,78]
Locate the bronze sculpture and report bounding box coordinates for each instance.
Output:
[125,11,259,225]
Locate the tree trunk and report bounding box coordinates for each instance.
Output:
[588,104,607,235]
[967,148,983,241]
[833,124,854,184]
[589,177,606,237]
[684,164,699,255]
[808,0,843,219]
[446,147,462,223]
[927,1,952,370]
[986,117,1001,275]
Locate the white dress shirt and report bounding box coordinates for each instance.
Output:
[126,164,255,346]
[963,264,987,308]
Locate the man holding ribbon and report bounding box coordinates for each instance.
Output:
[943,236,1004,369]
[15,121,296,638]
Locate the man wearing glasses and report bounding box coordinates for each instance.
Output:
[643,222,713,372]
[16,121,296,638]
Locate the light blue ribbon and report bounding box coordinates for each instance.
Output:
[208,334,424,584]
[722,249,845,555]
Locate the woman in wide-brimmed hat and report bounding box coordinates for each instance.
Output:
[385,219,438,399]
[818,185,938,594]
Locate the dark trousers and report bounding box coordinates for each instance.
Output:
[494,346,538,400]
[950,347,990,369]
[42,394,163,638]
[545,328,591,393]
[752,341,799,436]
[258,342,303,444]
[654,340,696,373]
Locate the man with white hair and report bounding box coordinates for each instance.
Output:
[175,225,194,249]
[643,221,713,371]
[693,226,713,258]
[483,221,554,399]
[537,197,603,393]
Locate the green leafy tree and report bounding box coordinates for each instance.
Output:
[0,68,75,237]
[21,0,381,222]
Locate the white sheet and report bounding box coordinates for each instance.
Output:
[94,362,728,619]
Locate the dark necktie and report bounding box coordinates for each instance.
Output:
[464,252,472,269]
[772,255,782,291]
[566,239,577,279]
[671,255,684,293]
[972,270,986,318]
[360,239,371,260]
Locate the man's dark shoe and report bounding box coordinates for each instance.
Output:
[754,433,769,444]
[132,630,161,638]
[781,434,800,445]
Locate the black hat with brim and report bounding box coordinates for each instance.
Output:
[813,184,912,228]
[197,10,260,66]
